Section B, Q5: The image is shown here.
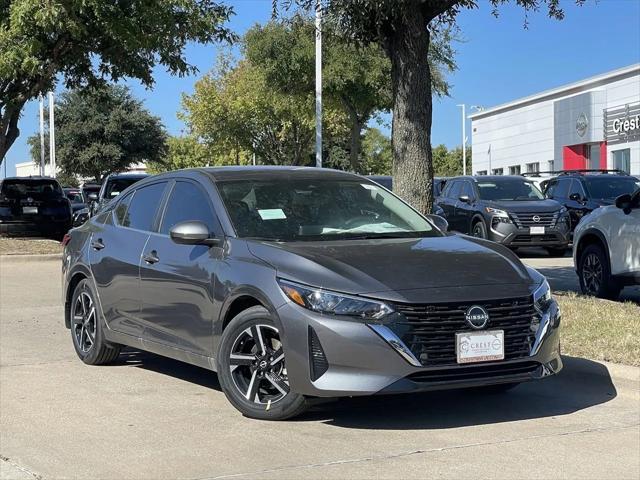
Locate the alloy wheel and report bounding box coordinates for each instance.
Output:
[582,252,603,294]
[72,291,97,353]
[229,324,290,405]
[472,223,485,238]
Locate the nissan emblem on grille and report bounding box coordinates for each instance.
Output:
[532,215,541,223]
[464,305,489,329]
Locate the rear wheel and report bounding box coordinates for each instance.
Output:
[217,306,309,420]
[578,244,621,300]
[70,279,121,365]
[471,219,488,239]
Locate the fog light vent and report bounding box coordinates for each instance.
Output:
[308,326,328,381]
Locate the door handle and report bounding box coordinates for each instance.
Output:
[142,250,159,265]
[91,239,105,251]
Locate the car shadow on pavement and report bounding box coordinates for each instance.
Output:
[297,356,617,430]
[113,349,223,391]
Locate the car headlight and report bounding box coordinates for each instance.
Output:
[485,207,509,217]
[278,279,394,321]
[533,279,552,312]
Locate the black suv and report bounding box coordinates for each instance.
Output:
[436,175,571,255]
[543,171,640,232]
[88,173,147,216]
[0,176,72,238]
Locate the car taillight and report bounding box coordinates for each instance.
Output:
[61,233,72,247]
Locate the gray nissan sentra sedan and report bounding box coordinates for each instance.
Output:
[62,167,562,420]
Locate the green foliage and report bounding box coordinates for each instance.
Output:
[27,85,168,182]
[432,144,471,177]
[0,0,234,162]
[360,128,392,175]
[56,172,80,188]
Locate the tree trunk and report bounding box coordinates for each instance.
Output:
[386,6,433,215]
[0,105,22,164]
[348,110,362,173]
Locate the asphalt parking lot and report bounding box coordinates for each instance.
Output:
[1,257,639,480]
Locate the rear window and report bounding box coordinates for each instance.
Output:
[1,179,62,198]
[104,177,145,200]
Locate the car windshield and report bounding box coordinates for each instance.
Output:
[218,178,440,241]
[584,176,640,200]
[1,179,62,199]
[105,177,144,199]
[477,179,544,201]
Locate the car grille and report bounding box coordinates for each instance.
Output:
[390,296,537,367]
[407,361,540,383]
[510,211,558,228]
[511,234,558,243]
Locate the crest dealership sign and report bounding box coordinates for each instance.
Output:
[576,113,588,137]
[604,102,640,145]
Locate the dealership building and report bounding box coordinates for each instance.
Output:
[470,64,640,176]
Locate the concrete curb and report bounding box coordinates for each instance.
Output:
[0,253,62,262]
[599,360,640,384]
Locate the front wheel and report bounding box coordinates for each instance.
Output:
[578,244,621,300]
[471,220,488,239]
[217,306,309,420]
[70,279,121,365]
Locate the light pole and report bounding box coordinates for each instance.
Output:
[456,104,466,175]
[48,92,56,178]
[39,94,45,176]
[314,0,322,168]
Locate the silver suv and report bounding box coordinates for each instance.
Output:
[573,189,640,299]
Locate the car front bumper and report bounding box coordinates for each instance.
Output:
[276,298,562,398]
[488,220,571,248]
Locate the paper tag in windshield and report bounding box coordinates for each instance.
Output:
[361,184,378,190]
[258,209,287,220]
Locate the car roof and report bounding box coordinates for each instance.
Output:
[450,175,533,183]
[200,166,365,182]
[1,176,58,182]
[107,173,148,180]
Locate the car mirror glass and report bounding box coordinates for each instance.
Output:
[170,220,220,246]
[458,195,470,203]
[426,214,449,232]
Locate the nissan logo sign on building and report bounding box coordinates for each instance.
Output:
[470,64,640,176]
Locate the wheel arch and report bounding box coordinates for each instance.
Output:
[469,213,486,233]
[218,286,282,334]
[64,265,92,329]
[575,228,611,270]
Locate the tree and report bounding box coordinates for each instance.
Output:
[360,128,392,175]
[0,0,234,163]
[183,57,318,166]
[432,144,471,177]
[278,0,574,214]
[244,16,454,172]
[27,85,168,182]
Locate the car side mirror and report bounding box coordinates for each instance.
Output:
[458,195,471,204]
[170,221,220,246]
[426,214,449,232]
[569,193,582,202]
[87,193,98,201]
[615,193,632,214]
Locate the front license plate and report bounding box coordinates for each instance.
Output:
[456,330,504,364]
[530,226,545,235]
[22,206,38,214]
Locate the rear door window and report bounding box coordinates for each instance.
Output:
[114,192,134,226]
[123,182,167,231]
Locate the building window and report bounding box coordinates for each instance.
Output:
[477,170,487,175]
[547,160,555,172]
[526,162,540,173]
[509,165,521,175]
[611,149,631,173]
[492,168,504,175]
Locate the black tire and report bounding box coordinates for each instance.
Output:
[578,243,621,300]
[70,279,121,365]
[471,219,488,239]
[545,247,568,257]
[217,306,309,420]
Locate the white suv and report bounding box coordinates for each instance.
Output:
[573,189,640,299]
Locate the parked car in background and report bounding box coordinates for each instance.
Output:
[63,187,91,227]
[573,188,640,299]
[88,173,147,216]
[436,175,571,256]
[544,171,640,232]
[62,167,561,420]
[0,177,71,239]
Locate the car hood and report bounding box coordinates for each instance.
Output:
[484,199,562,212]
[247,235,534,302]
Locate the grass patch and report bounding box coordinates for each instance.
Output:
[0,237,62,255]
[556,291,640,366]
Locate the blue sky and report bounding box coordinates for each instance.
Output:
[3,0,640,177]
